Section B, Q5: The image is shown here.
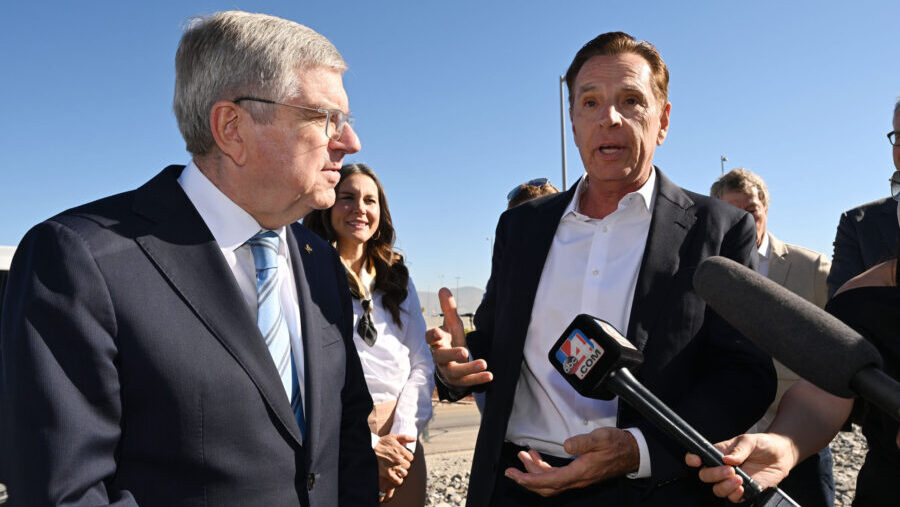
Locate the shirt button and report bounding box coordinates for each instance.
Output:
[601,226,608,233]
[583,419,589,425]
[307,473,315,491]
[592,270,599,276]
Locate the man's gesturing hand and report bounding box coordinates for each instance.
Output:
[504,427,640,497]
[425,288,492,388]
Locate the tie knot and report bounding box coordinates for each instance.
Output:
[248,230,280,271]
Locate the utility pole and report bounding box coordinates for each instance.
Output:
[559,75,568,191]
[720,155,728,175]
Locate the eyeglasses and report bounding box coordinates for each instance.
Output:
[507,178,550,201]
[233,96,353,141]
[888,131,899,147]
[890,171,900,202]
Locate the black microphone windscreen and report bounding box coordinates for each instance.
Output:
[693,256,882,398]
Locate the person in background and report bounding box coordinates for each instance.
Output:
[710,168,834,506]
[507,178,561,209]
[305,163,434,505]
[826,99,900,298]
[0,11,376,506]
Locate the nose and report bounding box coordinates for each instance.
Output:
[598,104,622,128]
[331,123,361,154]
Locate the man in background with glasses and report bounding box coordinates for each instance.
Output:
[0,11,377,507]
[827,99,900,297]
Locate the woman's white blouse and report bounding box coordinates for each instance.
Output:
[352,272,435,449]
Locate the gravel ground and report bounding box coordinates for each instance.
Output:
[425,426,869,507]
[832,424,866,507]
[425,454,472,507]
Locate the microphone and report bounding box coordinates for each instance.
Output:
[693,256,900,422]
[549,314,799,507]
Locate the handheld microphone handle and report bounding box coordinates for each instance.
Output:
[850,367,900,422]
[606,368,765,500]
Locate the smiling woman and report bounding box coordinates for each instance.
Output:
[303,163,435,506]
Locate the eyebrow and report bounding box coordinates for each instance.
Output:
[576,83,648,97]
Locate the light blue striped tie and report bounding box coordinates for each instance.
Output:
[248,230,306,438]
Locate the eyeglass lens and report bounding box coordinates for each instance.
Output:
[327,111,351,141]
[889,131,898,147]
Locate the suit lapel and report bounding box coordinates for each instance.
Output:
[766,234,790,286]
[876,198,899,257]
[285,225,338,459]
[132,166,304,447]
[507,183,577,350]
[627,168,696,351]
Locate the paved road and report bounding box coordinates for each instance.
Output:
[422,401,481,457]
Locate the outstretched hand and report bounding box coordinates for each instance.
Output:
[685,433,797,503]
[425,288,492,387]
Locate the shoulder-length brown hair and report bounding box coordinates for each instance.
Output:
[303,163,410,326]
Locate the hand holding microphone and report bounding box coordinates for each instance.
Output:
[548,314,800,506]
[687,256,900,503]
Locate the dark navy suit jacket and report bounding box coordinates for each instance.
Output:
[827,197,900,298]
[0,166,377,506]
[440,168,775,506]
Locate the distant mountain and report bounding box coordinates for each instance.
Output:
[418,286,485,329]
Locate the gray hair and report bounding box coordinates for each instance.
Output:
[894,96,900,117]
[710,168,770,208]
[174,11,347,155]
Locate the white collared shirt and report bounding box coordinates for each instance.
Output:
[757,233,771,278]
[351,266,435,452]
[178,161,305,411]
[505,169,656,478]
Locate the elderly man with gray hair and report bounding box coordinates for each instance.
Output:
[0,11,376,507]
[710,168,833,507]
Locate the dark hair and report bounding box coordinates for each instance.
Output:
[565,31,669,109]
[508,181,560,209]
[303,163,409,326]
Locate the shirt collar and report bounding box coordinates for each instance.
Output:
[757,232,770,259]
[563,167,657,219]
[178,160,286,251]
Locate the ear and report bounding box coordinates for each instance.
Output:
[656,101,671,145]
[209,100,248,165]
[570,107,578,140]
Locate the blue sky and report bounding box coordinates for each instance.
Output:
[2,1,899,295]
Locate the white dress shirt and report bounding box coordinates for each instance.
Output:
[352,265,435,452]
[757,232,770,278]
[505,169,656,479]
[178,161,305,412]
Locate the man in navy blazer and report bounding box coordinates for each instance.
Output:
[827,101,900,298]
[0,11,377,507]
[428,32,775,506]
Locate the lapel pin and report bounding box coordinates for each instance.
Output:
[305,244,313,254]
